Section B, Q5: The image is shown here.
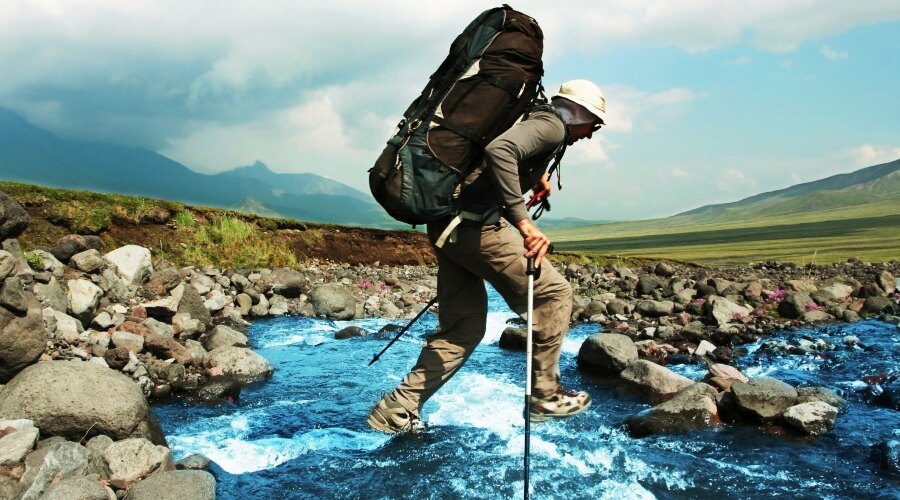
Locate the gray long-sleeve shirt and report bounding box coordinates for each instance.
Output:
[459,109,565,223]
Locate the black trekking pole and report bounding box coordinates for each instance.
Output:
[368,296,438,366]
[524,256,537,499]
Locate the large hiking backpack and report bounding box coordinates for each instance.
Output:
[369,5,544,225]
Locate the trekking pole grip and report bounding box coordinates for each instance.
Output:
[526,256,536,276]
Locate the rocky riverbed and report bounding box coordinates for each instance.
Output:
[0,189,898,498]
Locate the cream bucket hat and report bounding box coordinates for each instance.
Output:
[553,79,607,123]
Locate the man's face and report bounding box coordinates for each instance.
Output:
[566,121,602,145]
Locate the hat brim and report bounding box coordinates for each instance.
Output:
[553,94,606,123]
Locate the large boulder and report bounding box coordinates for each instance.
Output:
[0,249,15,279]
[207,346,274,383]
[0,191,30,240]
[498,327,526,350]
[69,249,106,273]
[863,296,894,314]
[732,377,798,422]
[308,283,357,320]
[778,292,816,319]
[0,275,32,313]
[0,361,166,445]
[34,277,68,312]
[782,401,838,436]
[636,300,675,318]
[125,470,216,500]
[620,360,693,404]
[104,245,152,288]
[626,382,720,437]
[704,363,748,392]
[0,421,39,466]
[174,283,212,330]
[577,333,638,376]
[204,324,249,350]
[41,476,111,500]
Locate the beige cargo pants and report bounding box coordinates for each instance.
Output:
[390,218,573,417]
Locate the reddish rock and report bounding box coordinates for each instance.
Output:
[128,305,148,322]
[142,335,194,366]
[120,321,152,337]
[105,347,131,370]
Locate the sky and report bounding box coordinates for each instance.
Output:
[1,1,899,221]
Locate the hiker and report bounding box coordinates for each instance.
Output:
[368,79,607,434]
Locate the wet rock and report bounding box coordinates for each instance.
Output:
[0,361,166,445]
[175,453,210,470]
[732,377,798,422]
[104,245,152,288]
[308,283,357,320]
[499,327,526,350]
[195,376,241,404]
[0,304,46,383]
[335,325,369,340]
[626,382,719,437]
[204,324,249,350]
[782,401,837,436]
[103,437,174,483]
[125,470,216,500]
[882,439,900,474]
[620,359,693,404]
[0,191,30,239]
[18,441,89,500]
[873,380,900,410]
[704,363,748,392]
[143,334,194,366]
[207,346,274,383]
[577,333,638,376]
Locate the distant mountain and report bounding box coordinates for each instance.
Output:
[676,159,900,222]
[536,216,614,229]
[0,108,389,226]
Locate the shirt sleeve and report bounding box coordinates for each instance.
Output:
[483,111,565,224]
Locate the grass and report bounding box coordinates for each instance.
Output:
[548,204,900,266]
[182,215,298,269]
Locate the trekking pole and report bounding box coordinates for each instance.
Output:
[524,256,537,500]
[368,296,438,366]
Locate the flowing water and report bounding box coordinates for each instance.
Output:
[154,286,900,499]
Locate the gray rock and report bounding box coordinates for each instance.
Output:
[142,318,174,338]
[250,294,269,317]
[203,290,228,313]
[580,299,607,320]
[19,441,89,500]
[783,401,837,436]
[41,476,111,500]
[104,245,153,288]
[230,273,250,291]
[0,191,30,239]
[882,439,900,474]
[637,275,663,296]
[626,382,719,437]
[308,283,357,320]
[204,325,249,350]
[183,339,208,366]
[0,475,19,500]
[49,234,102,263]
[53,310,84,343]
[732,377,798,422]
[111,331,145,353]
[268,294,289,316]
[207,346,274,383]
[70,249,106,273]
[863,296,894,314]
[878,270,896,294]
[620,360,693,404]
[235,294,252,316]
[0,250,15,279]
[334,325,369,340]
[85,434,114,478]
[636,300,675,318]
[1,275,31,313]
[0,424,39,466]
[189,272,216,295]
[0,305,46,383]
[98,268,133,303]
[606,299,632,316]
[175,453,210,470]
[498,327,526,350]
[1,239,31,275]
[0,361,166,445]
[257,268,309,298]
[34,277,68,312]
[195,376,241,404]
[146,267,182,295]
[125,470,216,500]
[796,386,845,408]
[577,333,638,376]
[67,279,104,326]
[654,262,676,278]
[175,284,212,329]
[103,437,174,483]
[706,296,752,326]
[800,310,833,322]
[778,292,816,319]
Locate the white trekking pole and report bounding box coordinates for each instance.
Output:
[524,256,537,500]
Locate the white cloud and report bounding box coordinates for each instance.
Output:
[727,55,753,65]
[842,144,900,167]
[820,45,849,60]
[715,168,756,192]
[671,168,689,178]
